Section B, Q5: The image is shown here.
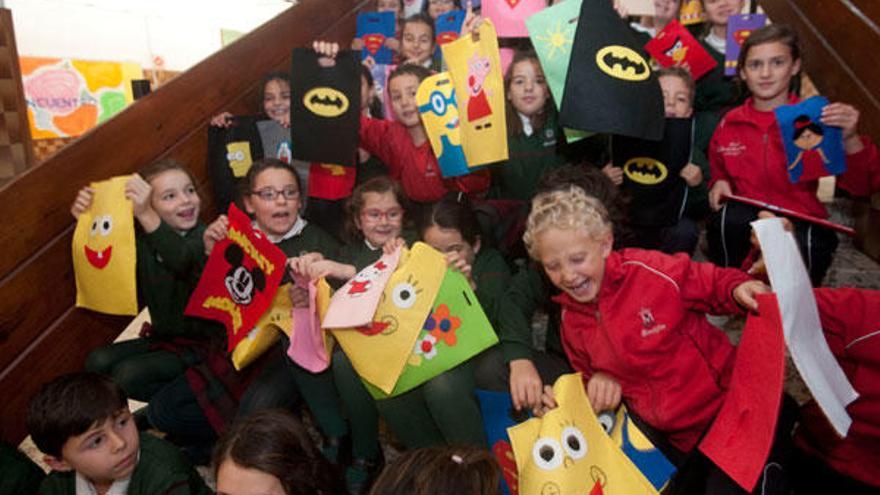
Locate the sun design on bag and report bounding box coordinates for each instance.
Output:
[534,20,574,61]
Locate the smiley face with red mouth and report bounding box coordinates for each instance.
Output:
[84,214,114,269]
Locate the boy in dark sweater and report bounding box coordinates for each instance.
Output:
[27,372,209,495]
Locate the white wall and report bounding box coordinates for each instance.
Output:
[7,0,295,71]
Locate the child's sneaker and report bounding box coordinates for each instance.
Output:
[345,456,384,495]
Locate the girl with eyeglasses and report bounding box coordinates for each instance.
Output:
[203,158,353,471]
[287,175,411,494]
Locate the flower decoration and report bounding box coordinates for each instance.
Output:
[423,303,461,346]
[414,333,438,360]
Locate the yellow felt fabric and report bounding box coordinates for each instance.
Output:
[418,72,463,155]
[607,405,654,451]
[441,19,508,167]
[72,175,138,316]
[231,283,293,370]
[416,71,469,177]
[508,373,658,495]
[330,243,446,393]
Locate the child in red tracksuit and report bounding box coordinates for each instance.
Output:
[792,287,880,494]
[706,24,880,285]
[522,185,786,494]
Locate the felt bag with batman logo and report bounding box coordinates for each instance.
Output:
[290,48,360,167]
[612,118,692,227]
[560,0,664,140]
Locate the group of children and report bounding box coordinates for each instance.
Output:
[11,0,880,494]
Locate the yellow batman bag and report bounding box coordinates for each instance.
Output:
[72,176,138,316]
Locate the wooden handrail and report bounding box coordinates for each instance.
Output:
[0,0,369,444]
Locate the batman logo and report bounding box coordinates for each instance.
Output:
[623,157,668,185]
[303,87,349,118]
[596,46,650,81]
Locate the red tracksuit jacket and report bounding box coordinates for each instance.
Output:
[709,96,880,218]
[359,116,490,203]
[554,249,751,452]
[796,287,880,487]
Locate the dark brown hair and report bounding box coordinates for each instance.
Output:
[422,0,462,15]
[401,12,436,42]
[260,71,290,114]
[369,445,500,495]
[243,157,303,197]
[536,164,631,248]
[213,410,347,495]
[736,24,801,80]
[345,175,408,241]
[656,66,696,102]
[417,192,481,246]
[138,158,197,186]
[388,62,433,88]
[27,372,128,457]
[504,50,554,137]
[361,64,385,119]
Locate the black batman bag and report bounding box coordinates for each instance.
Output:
[612,118,693,227]
[290,48,360,167]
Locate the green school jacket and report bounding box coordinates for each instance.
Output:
[0,442,45,494]
[137,222,212,340]
[492,113,567,201]
[496,265,563,363]
[471,248,511,329]
[694,40,744,115]
[276,223,341,258]
[686,110,721,220]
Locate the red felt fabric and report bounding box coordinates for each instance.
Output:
[699,293,786,491]
[185,204,288,351]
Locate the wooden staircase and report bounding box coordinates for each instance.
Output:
[0,0,370,445]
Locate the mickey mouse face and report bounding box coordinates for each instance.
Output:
[226,266,256,305]
[224,244,266,305]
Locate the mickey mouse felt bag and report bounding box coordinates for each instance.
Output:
[185,204,287,351]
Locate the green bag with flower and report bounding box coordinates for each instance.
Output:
[366,268,499,399]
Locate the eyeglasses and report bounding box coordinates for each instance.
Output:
[361,208,404,222]
[429,0,454,4]
[251,187,300,201]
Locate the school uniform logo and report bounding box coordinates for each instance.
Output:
[639,307,667,337]
[717,141,746,157]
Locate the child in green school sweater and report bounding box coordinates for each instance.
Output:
[27,372,209,495]
[73,160,215,403]
[202,158,350,455]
